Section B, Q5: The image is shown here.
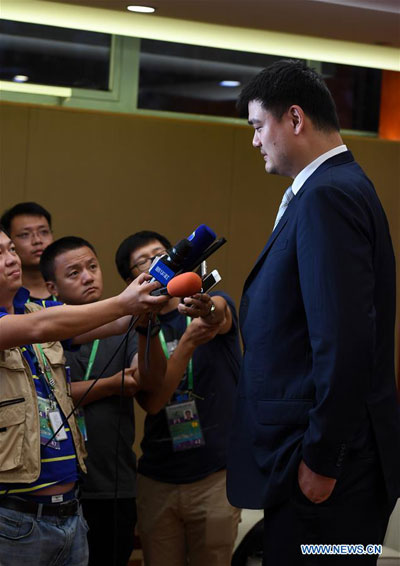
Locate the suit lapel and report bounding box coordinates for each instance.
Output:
[243,198,296,293]
[243,151,354,293]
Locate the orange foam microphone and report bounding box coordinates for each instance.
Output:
[167,272,202,297]
[151,272,202,297]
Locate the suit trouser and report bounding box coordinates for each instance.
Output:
[136,470,241,566]
[262,455,396,565]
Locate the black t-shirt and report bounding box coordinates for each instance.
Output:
[65,332,138,499]
[138,291,241,484]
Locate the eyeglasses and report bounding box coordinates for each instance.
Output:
[14,228,52,241]
[130,250,167,273]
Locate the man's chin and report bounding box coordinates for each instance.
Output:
[265,163,278,175]
[67,291,102,305]
[12,279,23,293]
[23,259,41,269]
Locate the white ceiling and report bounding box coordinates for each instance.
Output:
[43,0,400,47]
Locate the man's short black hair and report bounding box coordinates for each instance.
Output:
[238,59,340,132]
[0,224,10,238]
[40,236,97,282]
[115,231,171,281]
[1,202,52,232]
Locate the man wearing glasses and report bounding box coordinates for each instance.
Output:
[1,202,54,303]
[115,230,242,566]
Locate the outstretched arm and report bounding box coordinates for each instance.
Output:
[0,274,168,350]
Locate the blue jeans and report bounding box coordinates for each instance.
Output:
[0,503,89,566]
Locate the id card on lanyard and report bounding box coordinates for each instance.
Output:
[35,344,68,447]
[160,318,205,452]
[76,339,100,441]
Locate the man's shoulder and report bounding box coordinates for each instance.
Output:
[300,158,375,208]
[310,153,371,190]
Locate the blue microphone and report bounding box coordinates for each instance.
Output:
[149,238,192,286]
[149,225,217,286]
[181,224,216,270]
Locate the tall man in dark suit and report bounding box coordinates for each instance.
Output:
[227,60,400,564]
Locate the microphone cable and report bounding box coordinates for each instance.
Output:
[113,323,130,566]
[44,314,140,447]
[44,314,140,566]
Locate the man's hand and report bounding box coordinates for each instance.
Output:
[178,293,231,334]
[298,459,336,503]
[135,316,220,414]
[109,367,139,397]
[118,273,169,316]
[71,367,139,406]
[183,316,220,348]
[178,293,216,320]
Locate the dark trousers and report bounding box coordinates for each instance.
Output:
[262,456,395,565]
[81,497,137,566]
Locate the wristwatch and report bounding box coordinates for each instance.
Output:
[205,300,216,318]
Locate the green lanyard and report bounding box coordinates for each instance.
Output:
[83,339,100,381]
[37,338,99,386]
[159,317,193,392]
[36,343,56,393]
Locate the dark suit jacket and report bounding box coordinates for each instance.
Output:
[227,151,400,509]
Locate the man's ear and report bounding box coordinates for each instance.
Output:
[288,105,305,135]
[46,280,59,298]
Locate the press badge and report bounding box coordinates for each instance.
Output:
[38,396,61,449]
[48,410,68,441]
[165,399,205,452]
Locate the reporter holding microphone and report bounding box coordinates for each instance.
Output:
[115,230,242,566]
[0,226,167,566]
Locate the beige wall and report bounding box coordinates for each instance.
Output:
[1,102,399,307]
[1,101,399,450]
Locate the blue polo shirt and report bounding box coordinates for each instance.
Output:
[0,287,79,495]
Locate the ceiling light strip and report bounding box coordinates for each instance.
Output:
[1,0,399,71]
[0,80,72,97]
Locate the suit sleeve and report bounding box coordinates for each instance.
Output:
[297,183,375,478]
